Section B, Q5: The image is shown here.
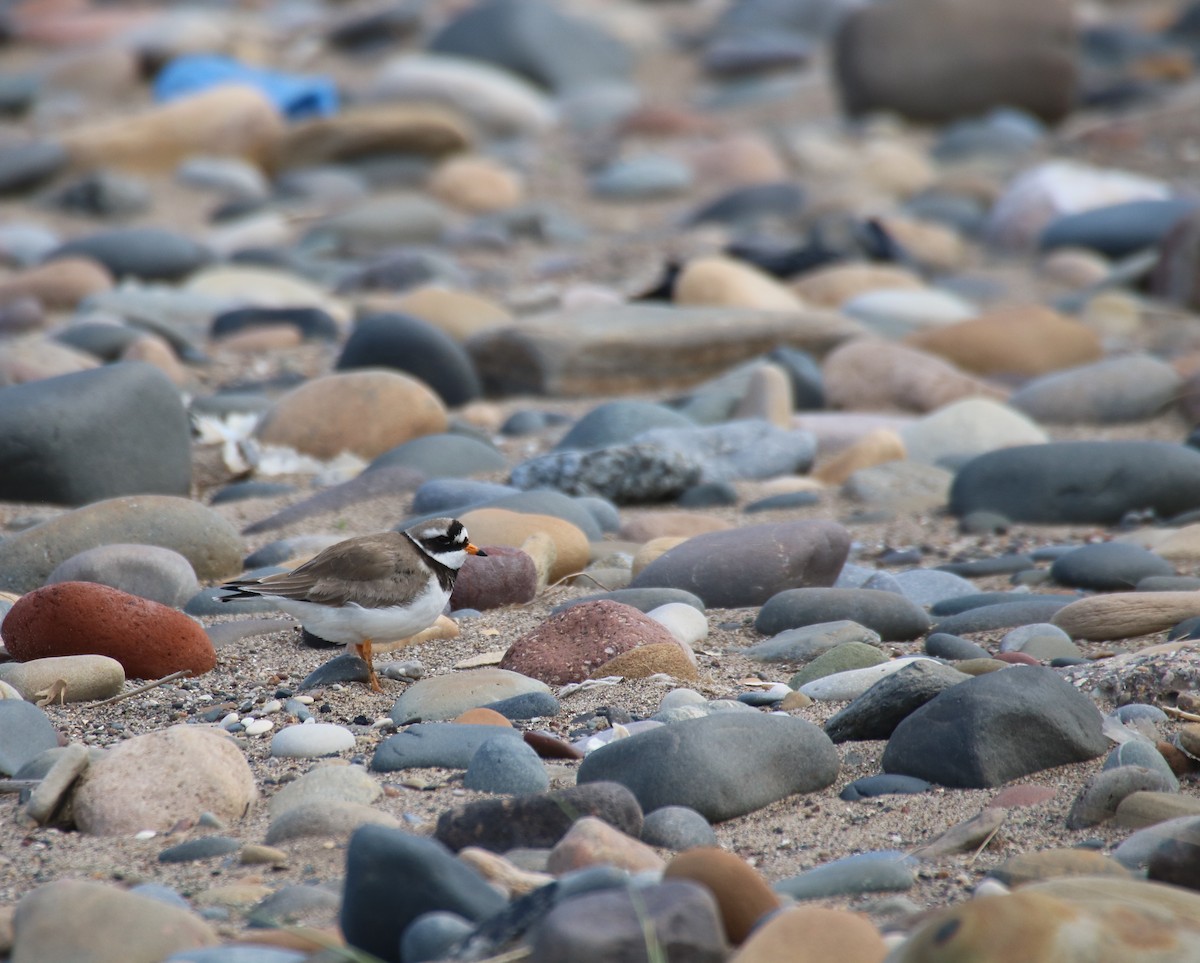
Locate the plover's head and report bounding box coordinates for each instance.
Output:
[406,517,486,570]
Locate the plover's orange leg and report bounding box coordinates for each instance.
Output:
[362,638,382,692]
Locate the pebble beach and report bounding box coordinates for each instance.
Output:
[3,0,1200,961]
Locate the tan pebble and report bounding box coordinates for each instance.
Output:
[593,641,698,681]
[1052,592,1200,641]
[192,884,274,909]
[1115,790,1200,828]
[780,690,813,710]
[632,537,688,577]
[459,508,587,583]
[1082,290,1142,340]
[691,133,788,188]
[233,926,343,953]
[393,285,512,341]
[429,154,523,213]
[873,215,965,272]
[213,325,304,353]
[812,428,906,485]
[458,847,554,895]
[240,844,288,865]
[1179,723,1200,757]
[731,905,887,962]
[453,707,512,727]
[665,846,781,945]
[546,816,665,875]
[620,512,732,543]
[793,262,924,307]
[675,255,806,311]
[1039,247,1111,288]
[121,334,190,386]
[859,138,937,198]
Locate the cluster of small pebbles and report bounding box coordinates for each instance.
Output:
[5,0,1200,960]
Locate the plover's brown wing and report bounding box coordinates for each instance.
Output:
[219,533,417,607]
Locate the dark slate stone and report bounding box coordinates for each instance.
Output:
[949,442,1200,524]
[529,881,726,963]
[640,806,718,850]
[209,481,298,505]
[46,170,151,219]
[678,481,740,508]
[684,181,806,227]
[823,660,971,743]
[930,599,1073,636]
[158,836,242,863]
[463,738,549,795]
[755,587,930,641]
[410,479,519,516]
[401,912,474,963]
[1170,615,1200,641]
[428,0,633,93]
[298,652,371,688]
[576,712,839,822]
[745,491,821,512]
[341,825,507,963]
[210,306,340,341]
[552,587,705,615]
[1039,198,1200,258]
[630,520,850,608]
[839,774,931,801]
[435,782,644,852]
[0,362,191,505]
[336,312,482,407]
[53,320,144,361]
[0,701,59,776]
[552,401,696,453]
[924,632,991,661]
[366,433,508,479]
[1104,740,1178,789]
[1050,542,1175,591]
[930,592,1070,617]
[881,666,1108,789]
[45,227,212,281]
[768,345,825,409]
[371,723,522,771]
[0,140,68,194]
[482,690,561,720]
[937,555,1036,577]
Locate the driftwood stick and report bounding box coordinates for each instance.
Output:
[93,670,192,706]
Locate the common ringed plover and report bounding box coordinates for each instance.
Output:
[218,517,485,691]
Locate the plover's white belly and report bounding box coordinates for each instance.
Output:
[267,580,449,646]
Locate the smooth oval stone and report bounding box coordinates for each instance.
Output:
[411,479,519,516]
[47,227,212,280]
[1052,591,1200,641]
[774,851,916,899]
[158,836,242,863]
[1067,766,1179,829]
[46,543,199,608]
[0,655,124,703]
[1040,197,1200,257]
[1114,815,1200,869]
[590,155,693,199]
[889,568,979,607]
[931,598,1072,636]
[950,441,1200,524]
[556,400,695,450]
[756,588,930,641]
[839,775,931,801]
[463,738,549,794]
[368,433,508,480]
[1010,355,1183,425]
[0,494,241,594]
[270,723,356,758]
[576,712,839,823]
[337,312,482,407]
[371,723,522,771]
[1050,542,1175,591]
[0,362,192,507]
[401,912,475,963]
[555,588,705,615]
[999,623,1081,661]
[269,762,381,819]
[341,825,507,962]
[641,806,718,850]
[210,305,338,341]
[882,665,1108,789]
[209,481,298,505]
[744,620,882,663]
[483,690,561,720]
[390,668,553,724]
[788,641,887,689]
[924,632,991,660]
[0,700,59,775]
[798,657,939,701]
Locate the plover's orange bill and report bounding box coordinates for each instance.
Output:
[218,517,485,691]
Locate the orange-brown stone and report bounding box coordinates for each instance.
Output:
[3,581,217,678]
[664,847,781,945]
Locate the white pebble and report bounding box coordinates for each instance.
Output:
[270,722,356,758]
[244,718,275,736]
[260,699,283,714]
[647,603,708,647]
